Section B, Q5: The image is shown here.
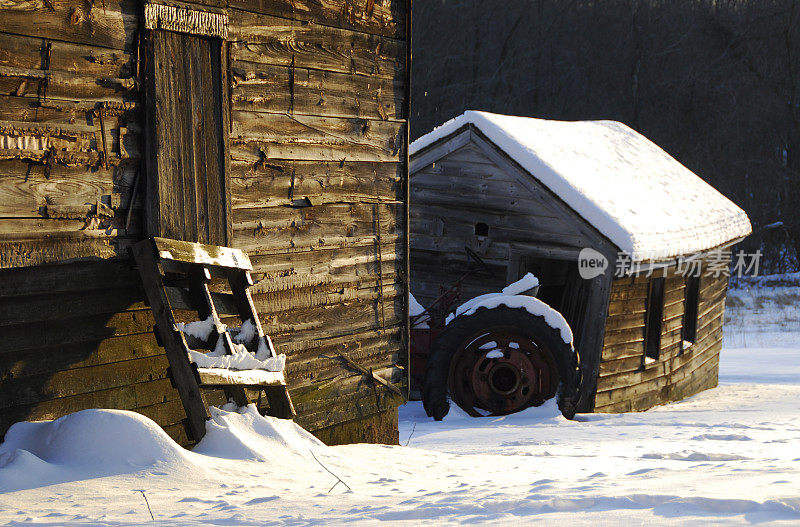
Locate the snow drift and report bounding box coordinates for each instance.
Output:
[193,404,327,462]
[0,404,332,493]
[0,409,194,492]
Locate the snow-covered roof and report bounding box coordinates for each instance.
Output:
[411,111,752,261]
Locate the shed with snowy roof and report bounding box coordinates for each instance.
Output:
[410,111,751,413]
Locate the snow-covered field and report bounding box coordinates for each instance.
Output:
[725,274,800,348]
[1,284,798,525]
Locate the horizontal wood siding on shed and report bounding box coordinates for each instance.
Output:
[594,266,727,412]
[0,0,408,444]
[411,142,592,305]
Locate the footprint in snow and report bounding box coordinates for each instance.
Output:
[369,477,396,483]
[244,496,279,505]
[691,434,752,441]
[627,468,660,476]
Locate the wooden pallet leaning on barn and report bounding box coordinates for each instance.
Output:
[131,237,295,442]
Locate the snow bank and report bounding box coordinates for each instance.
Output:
[193,404,327,462]
[0,404,333,493]
[411,111,752,261]
[0,409,193,492]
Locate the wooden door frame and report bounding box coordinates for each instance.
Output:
[141,0,232,245]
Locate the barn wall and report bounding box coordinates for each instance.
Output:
[0,0,140,266]
[594,266,727,412]
[0,0,408,445]
[0,0,157,440]
[224,0,408,435]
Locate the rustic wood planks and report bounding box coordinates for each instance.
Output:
[594,268,728,412]
[0,0,408,445]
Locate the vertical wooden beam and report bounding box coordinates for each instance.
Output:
[219,40,233,246]
[184,36,202,242]
[132,239,209,442]
[576,252,615,413]
[402,0,412,400]
[142,28,159,239]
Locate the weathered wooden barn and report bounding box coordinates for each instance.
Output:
[410,111,751,413]
[0,0,409,446]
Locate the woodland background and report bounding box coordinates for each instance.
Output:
[411,0,800,272]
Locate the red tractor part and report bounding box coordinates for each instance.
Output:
[410,249,581,420]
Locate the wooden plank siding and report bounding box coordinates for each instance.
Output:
[594,267,728,412]
[0,0,409,445]
[410,142,593,306]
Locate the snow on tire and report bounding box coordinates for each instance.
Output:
[422,305,581,421]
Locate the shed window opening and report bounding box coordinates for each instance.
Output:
[681,275,701,350]
[474,222,489,237]
[644,277,665,364]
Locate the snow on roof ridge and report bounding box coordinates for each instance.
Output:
[411,111,752,261]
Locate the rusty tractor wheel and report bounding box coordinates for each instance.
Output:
[422,305,580,421]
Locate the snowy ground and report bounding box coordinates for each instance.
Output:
[725,273,800,348]
[1,283,798,525]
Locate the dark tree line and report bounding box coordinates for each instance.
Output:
[412,0,800,272]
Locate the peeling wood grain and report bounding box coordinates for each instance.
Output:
[231,60,403,121]
[231,159,401,208]
[0,0,137,51]
[231,111,404,163]
[228,10,404,80]
[227,0,406,40]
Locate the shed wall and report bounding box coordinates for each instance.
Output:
[594,267,727,412]
[411,141,593,305]
[0,0,408,445]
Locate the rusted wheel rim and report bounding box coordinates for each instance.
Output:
[448,328,558,416]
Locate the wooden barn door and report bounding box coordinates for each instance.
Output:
[142,2,231,245]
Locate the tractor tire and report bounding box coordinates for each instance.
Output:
[422,305,581,421]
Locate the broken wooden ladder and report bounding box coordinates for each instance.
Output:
[132,237,295,443]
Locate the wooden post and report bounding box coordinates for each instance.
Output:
[132,238,209,441]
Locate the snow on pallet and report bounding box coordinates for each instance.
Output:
[132,237,295,443]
